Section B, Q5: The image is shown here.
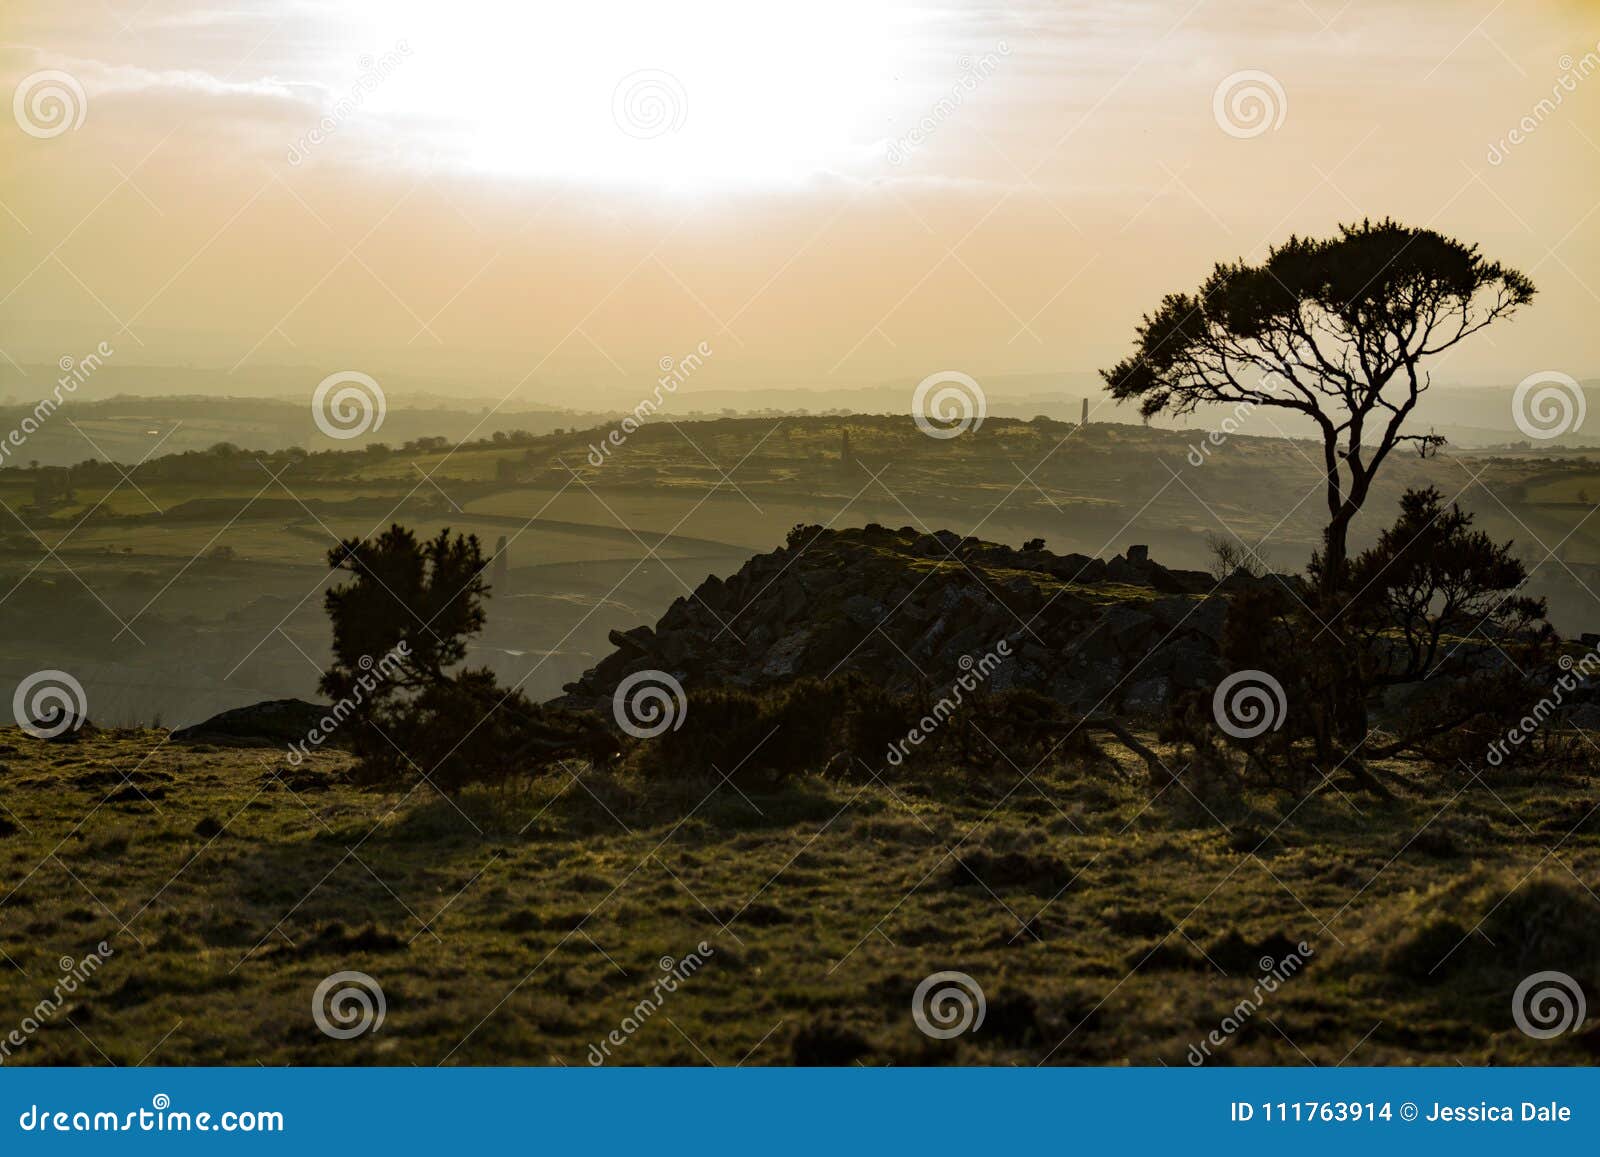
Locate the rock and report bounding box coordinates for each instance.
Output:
[172,699,332,747]
[1566,704,1600,730]
[696,575,730,611]
[551,525,1227,720]
[607,625,655,654]
[1143,563,1190,594]
[1097,605,1157,650]
[841,594,882,627]
[761,630,813,680]
[657,630,691,665]
[24,711,94,742]
[1104,555,1143,584]
[779,582,807,622]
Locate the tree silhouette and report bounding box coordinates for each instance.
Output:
[321,524,487,705]
[319,523,613,791]
[1100,219,1534,590]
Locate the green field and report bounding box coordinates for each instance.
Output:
[0,725,1594,1066]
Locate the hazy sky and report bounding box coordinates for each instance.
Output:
[1,0,1597,404]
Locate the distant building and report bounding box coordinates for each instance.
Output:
[1080,398,1089,427]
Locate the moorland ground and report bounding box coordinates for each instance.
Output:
[1,723,1596,1066]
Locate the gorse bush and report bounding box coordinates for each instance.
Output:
[321,524,615,793]
[1169,488,1557,795]
[627,679,849,786]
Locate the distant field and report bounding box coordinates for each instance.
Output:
[0,726,1594,1065]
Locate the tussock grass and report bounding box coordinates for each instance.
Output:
[0,726,1595,1066]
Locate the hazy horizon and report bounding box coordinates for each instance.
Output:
[4,0,1599,404]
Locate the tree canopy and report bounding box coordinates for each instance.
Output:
[1101,218,1535,582]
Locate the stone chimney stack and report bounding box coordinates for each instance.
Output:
[1080,397,1089,426]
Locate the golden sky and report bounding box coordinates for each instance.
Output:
[1,0,1597,403]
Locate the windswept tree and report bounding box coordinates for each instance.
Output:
[1100,219,1534,589]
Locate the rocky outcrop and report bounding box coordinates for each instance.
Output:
[560,525,1266,715]
[172,698,332,746]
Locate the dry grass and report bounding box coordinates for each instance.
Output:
[0,726,1596,1066]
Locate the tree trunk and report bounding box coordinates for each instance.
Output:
[1320,510,1354,596]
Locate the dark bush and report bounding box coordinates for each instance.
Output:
[629,679,846,785]
[321,524,614,793]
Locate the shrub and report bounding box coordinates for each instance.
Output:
[629,680,844,786]
[322,524,613,792]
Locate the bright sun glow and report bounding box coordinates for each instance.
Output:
[356,0,914,188]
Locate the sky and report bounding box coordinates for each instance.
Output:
[1,0,1597,407]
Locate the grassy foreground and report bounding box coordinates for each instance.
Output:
[0,725,1596,1066]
